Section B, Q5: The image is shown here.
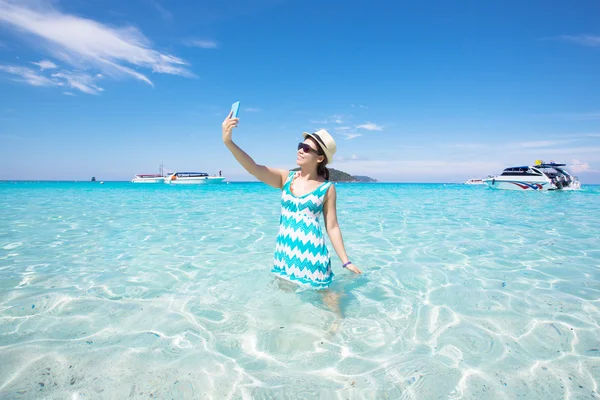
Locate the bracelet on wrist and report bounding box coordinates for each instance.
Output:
[342,261,352,268]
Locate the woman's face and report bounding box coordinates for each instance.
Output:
[296,138,324,167]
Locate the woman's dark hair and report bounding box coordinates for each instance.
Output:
[308,137,330,180]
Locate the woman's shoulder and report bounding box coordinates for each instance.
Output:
[320,179,333,192]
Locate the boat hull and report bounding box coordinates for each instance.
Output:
[483,178,553,190]
[165,177,226,185]
[132,177,165,183]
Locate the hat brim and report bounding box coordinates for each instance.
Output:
[302,132,334,165]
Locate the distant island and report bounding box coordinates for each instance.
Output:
[351,174,378,183]
[292,168,377,182]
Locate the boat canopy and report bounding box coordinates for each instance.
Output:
[535,163,566,169]
[501,167,543,177]
[503,166,529,172]
[174,172,209,177]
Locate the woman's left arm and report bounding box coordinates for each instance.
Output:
[323,184,362,274]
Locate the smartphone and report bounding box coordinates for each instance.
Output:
[231,101,240,118]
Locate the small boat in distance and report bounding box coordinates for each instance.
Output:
[164,172,226,185]
[464,178,485,185]
[132,162,167,183]
[483,160,581,191]
[131,174,165,183]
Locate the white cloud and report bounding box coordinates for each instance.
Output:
[0,0,193,90]
[31,60,57,70]
[51,71,103,94]
[356,122,383,131]
[244,107,260,112]
[0,65,55,86]
[570,159,590,173]
[526,146,600,155]
[310,115,344,125]
[63,91,75,96]
[334,159,503,181]
[0,64,103,94]
[558,35,600,47]
[450,139,588,154]
[186,39,218,49]
[336,154,368,161]
[150,0,172,22]
[516,140,571,148]
[329,136,600,181]
[332,126,360,139]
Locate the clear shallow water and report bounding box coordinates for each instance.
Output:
[1,181,599,399]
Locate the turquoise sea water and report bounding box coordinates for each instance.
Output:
[1,181,599,399]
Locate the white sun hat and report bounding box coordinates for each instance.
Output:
[302,129,337,164]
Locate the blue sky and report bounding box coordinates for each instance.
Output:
[1,0,599,183]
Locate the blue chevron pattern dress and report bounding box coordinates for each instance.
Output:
[272,171,334,289]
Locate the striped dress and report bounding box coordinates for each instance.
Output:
[272,171,334,289]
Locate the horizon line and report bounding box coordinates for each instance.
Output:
[1,180,599,185]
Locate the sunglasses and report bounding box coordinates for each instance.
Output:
[297,142,322,155]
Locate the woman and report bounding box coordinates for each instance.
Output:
[222,112,362,300]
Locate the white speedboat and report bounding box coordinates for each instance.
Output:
[132,163,167,183]
[483,161,580,191]
[131,174,165,183]
[465,178,485,185]
[164,172,226,185]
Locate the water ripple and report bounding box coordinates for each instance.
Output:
[0,182,599,398]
